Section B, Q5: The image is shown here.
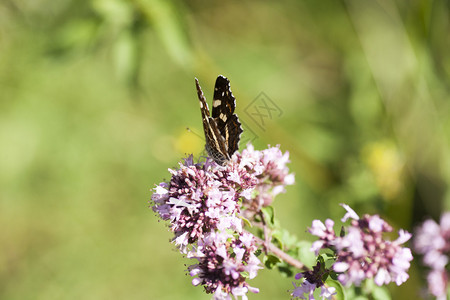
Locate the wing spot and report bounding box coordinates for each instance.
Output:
[221,91,225,96]
[213,100,221,107]
[224,126,229,147]
[199,101,203,108]
[220,113,227,122]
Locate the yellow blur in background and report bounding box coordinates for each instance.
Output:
[1,0,449,299]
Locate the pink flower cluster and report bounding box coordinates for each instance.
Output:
[414,212,450,299]
[151,144,294,299]
[188,231,261,299]
[237,144,295,211]
[311,204,412,286]
[292,204,412,299]
[290,264,336,300]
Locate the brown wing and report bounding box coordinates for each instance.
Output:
[195,78,230,165]
[210,75,242,157]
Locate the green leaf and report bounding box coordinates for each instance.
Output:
[288,241,316,268]
[255,228,264,239]
[272,228,298,248]
[241,216,252,228]
[261,206,275,227]
[277,264,294,277]
[363,280,391,300]
[271,235,283,250]
[263,254,281,269]
[372,285,391,300]
[319,252,336,269]
[329,271,339,280]
[325,278,346,300]
[318,253,325,265]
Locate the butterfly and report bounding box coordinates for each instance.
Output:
[194,75,243,165]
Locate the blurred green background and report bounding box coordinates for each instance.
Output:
[1,0,449,299]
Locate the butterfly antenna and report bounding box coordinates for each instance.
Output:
[186,127,204,141]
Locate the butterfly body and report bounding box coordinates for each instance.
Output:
[195,75,243,165]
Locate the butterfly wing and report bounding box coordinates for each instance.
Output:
[195,78,230,165]
[211,75,243,157]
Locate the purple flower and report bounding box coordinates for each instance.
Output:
[319,285,336,299]
[188,231,261,299]
[290,279,316,300]
[309,204,413,287]
[290,262,337,300]
[340,203,359,222]
[151,144,294,299]
[151,145,294,248]
[290,276,336,300]
[414,212,450,298]
[309,219,336,255]
[151,157,243,253]
[233,144,295,213]
[427,269,447,300]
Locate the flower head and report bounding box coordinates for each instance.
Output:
[232,144,294,213]
[151,144,294,299]
[414,212,450,299]
[290,279,316,300]
[309,204,412,287]
[188,231,261,299]
[309,219,336,255]
[290,262,337,300]
[290,277,336,300]
[151,156,244,252]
